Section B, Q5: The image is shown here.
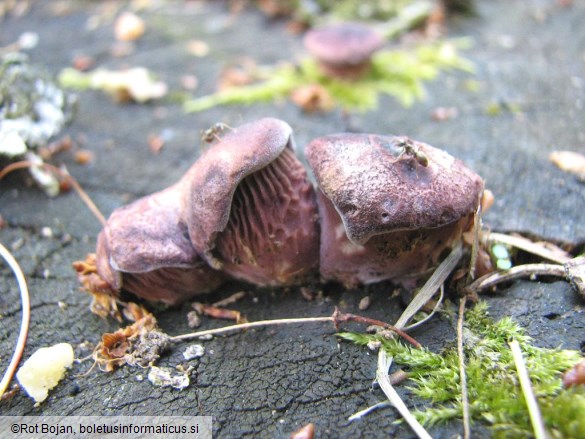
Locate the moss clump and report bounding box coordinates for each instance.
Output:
[338,302,584,438]
[183,40,472,113]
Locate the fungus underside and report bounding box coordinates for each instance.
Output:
[338,301,585,438]
[183,40,473,113]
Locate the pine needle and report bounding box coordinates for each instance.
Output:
[0,242,31,398]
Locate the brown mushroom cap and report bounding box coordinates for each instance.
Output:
[306,133,484,245]
[303,22,385,67]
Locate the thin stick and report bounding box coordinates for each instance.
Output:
[509,340,547,439]
[333,310,421,348]
[0,161,106,226]
[0,242,31,398]
[457,296,471,439]
[466,263,565,294]
[170,316,332,342]
[170,310,421,348]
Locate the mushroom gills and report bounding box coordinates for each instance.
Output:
[215,147,320,286]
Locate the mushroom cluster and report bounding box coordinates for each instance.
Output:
[77,118,484,304]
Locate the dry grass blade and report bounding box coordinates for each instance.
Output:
[403,284,444,331]
[348,401,392,421]
[376,351,432,439]
[485,232,571,264]
[458,296,471,439]
[0,242,31,398]
[363,244,464,438]
[509,340,548,439]
[395,241,463,330]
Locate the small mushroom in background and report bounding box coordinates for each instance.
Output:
[186,118,320,286]
[305,133,484,288]
[303,22,385,80]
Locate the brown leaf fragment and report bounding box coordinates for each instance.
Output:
[73,254,121,321]
[101,332,129,359]
[290,84,334,113]
[93,306,167,372]
[192,303,247,324]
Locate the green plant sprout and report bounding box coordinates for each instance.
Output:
[183,40,473,113]
[338,302,585,438]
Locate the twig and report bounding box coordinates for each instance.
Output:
[0,242,31,398]
[457,296,471,439]
[333,309,421,348]
[169,309,421,347]
[509,340,548,439]
[0,160,106,226]
[466,263,566,294]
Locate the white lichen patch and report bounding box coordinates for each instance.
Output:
[183,344,205,361]
[16,343,74,403]
[147,366,189,390]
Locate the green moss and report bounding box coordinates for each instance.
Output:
[338,301,584,437]
[183,40,473,113]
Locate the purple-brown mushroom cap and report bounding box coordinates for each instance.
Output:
[307,133,483,244]
[97,184,225,304]
[303,23,384,79]
[186,118,320,286]
[306,133,484,286]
